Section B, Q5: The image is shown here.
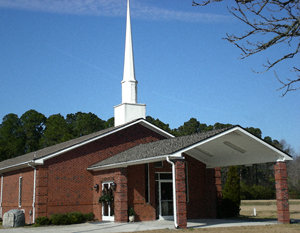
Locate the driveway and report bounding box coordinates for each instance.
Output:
[0,219,278,233]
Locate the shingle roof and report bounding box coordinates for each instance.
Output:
[0,118,170,171]
[89,126,234,169]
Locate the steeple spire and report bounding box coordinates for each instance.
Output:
[122,0,137,104]
[114,0,146,127]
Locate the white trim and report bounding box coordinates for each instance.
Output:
[88,155,174,171]
[35,119,173,165]
[0,175,3,218]
[0,161,35,173]
[166,156,178,229]
[234,127,292,160]
[101,181,115,221]
[172,126,292,161]
[140,120,174,138]
[0,119,173,173]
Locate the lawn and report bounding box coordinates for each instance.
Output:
[134,224,300,233]
[240,199,300,219]
[133,199,300,233]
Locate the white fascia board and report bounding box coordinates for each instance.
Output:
[235,127,293,161]
[0,161,35,173]
[34,119,174,165]
[172,127,243,156]
[174,126,292,162]
[140,120,175,138]
[87,154,184,171]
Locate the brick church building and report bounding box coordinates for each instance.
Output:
[0,0,292,228]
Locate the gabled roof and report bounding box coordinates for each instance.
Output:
[0,118,173,173]
[88,126,292,171]
[88,127,233,170]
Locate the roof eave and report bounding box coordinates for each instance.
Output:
[87,153,183,171]
[34,119,173,165]
[0,160,36,174]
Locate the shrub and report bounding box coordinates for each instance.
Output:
[35,216,51,226]
[50,213,71,225]
[50,212,93,225]
[218,198,240,218]
[84,212,94,221]
[67,212,85,224]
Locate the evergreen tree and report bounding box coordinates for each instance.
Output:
[0,114,25,161]
[40,114,73,148]
[221,166,241,217]
[20,109,46,153]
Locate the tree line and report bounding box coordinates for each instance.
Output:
[0,110,299,199]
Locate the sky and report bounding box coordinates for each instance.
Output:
[0,0,299,155]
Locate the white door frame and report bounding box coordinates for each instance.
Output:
[102,181,114,221]
[157,173,173,220]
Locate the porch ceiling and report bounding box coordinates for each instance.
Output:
[184,127,292,168]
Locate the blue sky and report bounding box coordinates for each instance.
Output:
[0,0,299,155]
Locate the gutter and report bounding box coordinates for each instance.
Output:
[27,163,36,224]
[166,156,178,229]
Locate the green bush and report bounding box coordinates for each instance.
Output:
[50,212,94,225]
[84,212,94,221]
[218,198,240,218]
[50,213,71,225]
[35,216,51,226]
[68,212,85,224]
[240,182,275,200]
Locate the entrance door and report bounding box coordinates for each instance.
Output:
[156,173,173,220]
[102,182,114,221]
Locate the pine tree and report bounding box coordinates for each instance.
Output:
[221,166,240,217]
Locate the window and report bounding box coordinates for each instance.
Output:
[18,177,22,207]
[145,164,150,203]
[185,162,189,202]
[154,161,163,168]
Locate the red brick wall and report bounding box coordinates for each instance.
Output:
[1,168,34,224]
[42,124,165,218]
[185,155,217,219]
[127,164,156,221]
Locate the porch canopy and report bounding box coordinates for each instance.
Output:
[88,125,292,171]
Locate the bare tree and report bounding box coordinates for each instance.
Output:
[193,0,300,96]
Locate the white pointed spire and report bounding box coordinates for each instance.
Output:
[114,0,146,126]
[122,0,137,104]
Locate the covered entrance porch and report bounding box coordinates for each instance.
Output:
[88,126,292,228]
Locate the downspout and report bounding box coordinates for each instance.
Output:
[166,156,178,229]
[27,163,36,224]
[0,175,3,218]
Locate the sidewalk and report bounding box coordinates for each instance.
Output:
[0,219,278,233]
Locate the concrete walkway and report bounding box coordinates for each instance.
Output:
[0,219,278,233]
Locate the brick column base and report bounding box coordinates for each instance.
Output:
[114,168,128,222]
[274,162,290,224]
[175,160,187,229]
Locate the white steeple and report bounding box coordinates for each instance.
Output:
[122,0,137,104]
[114,0,146,126]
